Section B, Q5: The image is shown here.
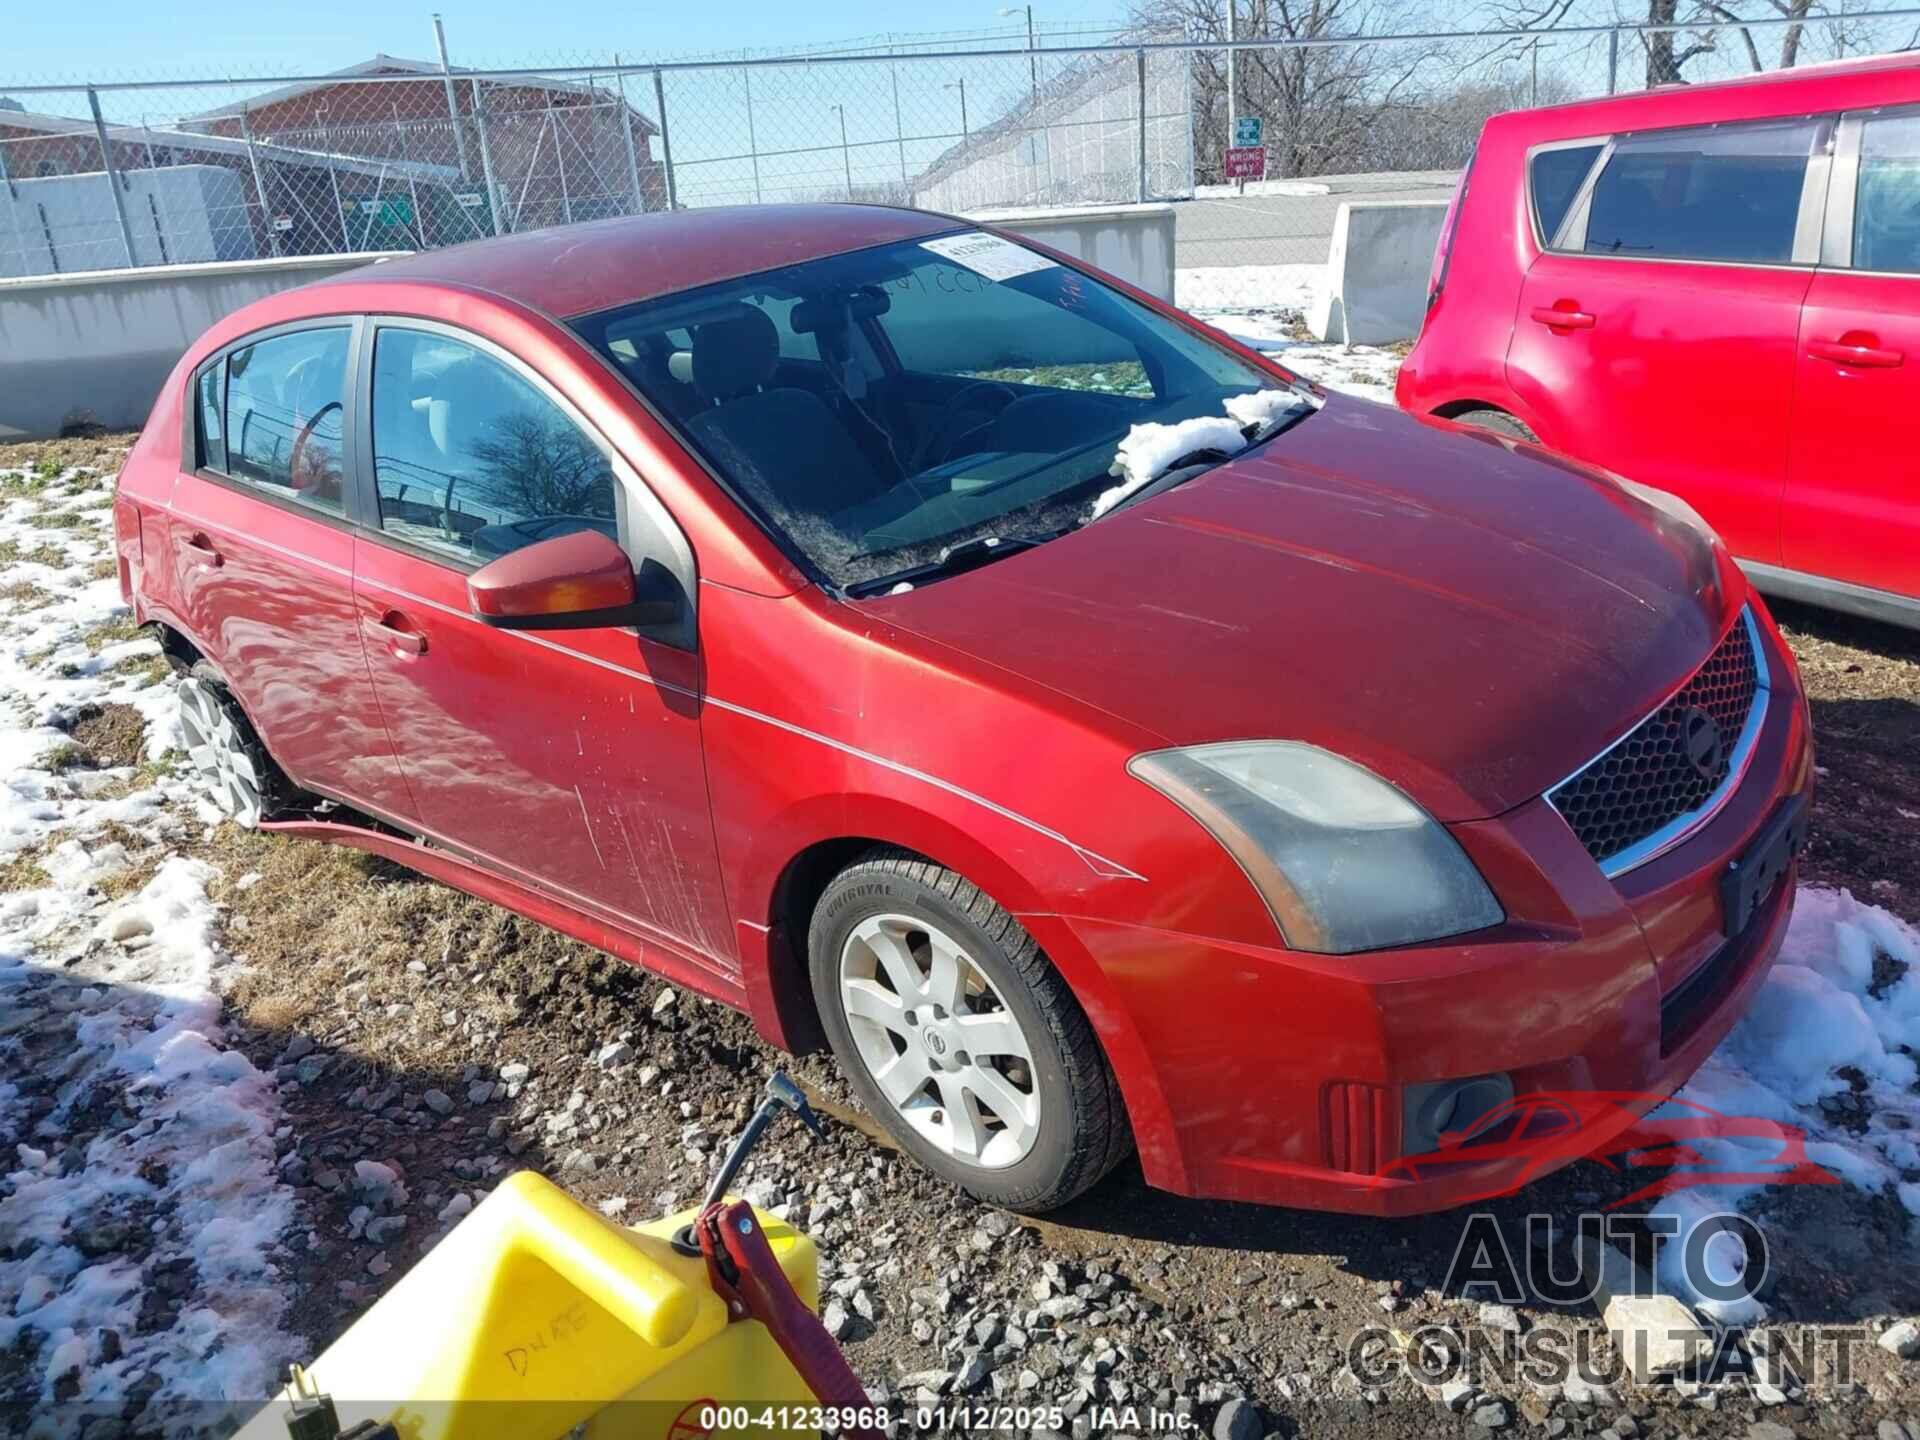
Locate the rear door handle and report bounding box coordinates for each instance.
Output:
[1530,306,1596,330]
[1808,339,1903,368]
[182,532,222,568]
[365,611,428,656]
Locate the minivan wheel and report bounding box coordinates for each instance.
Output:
[809,849,1131,1212]
[1452,408,1539,443]
[175,664,292,827]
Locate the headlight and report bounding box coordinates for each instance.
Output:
[1129,741,1503,954]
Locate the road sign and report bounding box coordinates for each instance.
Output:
[454,191,485,209]
[1233,115,1264,149]
[1224,145,1267,181]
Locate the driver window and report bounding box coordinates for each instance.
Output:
[369,328,619,565]
[224,327,351,514]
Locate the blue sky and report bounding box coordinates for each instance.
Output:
[3,0,1130,81]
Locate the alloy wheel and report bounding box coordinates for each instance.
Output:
[838,912,1041,1169]
[175,677,264,826]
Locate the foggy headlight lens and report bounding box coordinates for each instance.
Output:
[1129,741,1503,955]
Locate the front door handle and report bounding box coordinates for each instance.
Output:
[1808,339,1903,368]
[366,611,427,656]
[1530,305,1596,330]
[182,532,223,568]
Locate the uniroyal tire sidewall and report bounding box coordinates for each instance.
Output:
[810,867,1079,1207]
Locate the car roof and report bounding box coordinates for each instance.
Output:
[319,203,958,320]
[1492,49,1920,140]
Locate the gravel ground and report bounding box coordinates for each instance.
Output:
[1,435,1917,1440]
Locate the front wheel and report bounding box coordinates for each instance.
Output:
[809,850,1131,1212]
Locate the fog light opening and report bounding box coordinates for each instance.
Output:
[1401,1073,1515,1156]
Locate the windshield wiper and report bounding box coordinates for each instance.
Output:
[1092,450,1236,522]
[844,531,1061,598]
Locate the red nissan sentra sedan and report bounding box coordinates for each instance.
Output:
[1397,52,1920,628]
[114,206,1813,1214]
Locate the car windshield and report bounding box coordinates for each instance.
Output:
[571,230,1309,592]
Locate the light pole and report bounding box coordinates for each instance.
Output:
[946,79,969,157]
[1224,0,1236,142]
[831,104,852,199]
[999,5,1037,106]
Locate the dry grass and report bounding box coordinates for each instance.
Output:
[0,434,136,477]
[21,509,95,533]
[0,538,72,569]
[81,613,143,654]
[0,580,52,608]
[0,846,50,892]
[206,826,594,1073]
[64,703,149,770]
[86,558,118,584]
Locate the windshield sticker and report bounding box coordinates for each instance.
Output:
[921,232,1058,282]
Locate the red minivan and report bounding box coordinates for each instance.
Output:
[1398,52,1920,629]
[117,207,1811,1216]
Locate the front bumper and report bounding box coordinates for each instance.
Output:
[1036,611,1815,1216]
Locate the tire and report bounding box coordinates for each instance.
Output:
[808,849,1131,1212]
[175,662,298,827]
[1451,408,1539,443]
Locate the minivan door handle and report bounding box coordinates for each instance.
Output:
[1530,305,1595,330]
[181,532,223,568]
[365,611,428,656]
[1808,338,1903,368]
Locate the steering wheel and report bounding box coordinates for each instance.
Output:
[287,400,344,500]
[912,381,1020,473]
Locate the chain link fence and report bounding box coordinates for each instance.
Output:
[3,9,1916,317]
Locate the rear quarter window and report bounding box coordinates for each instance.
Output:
[1530,143,1604,245]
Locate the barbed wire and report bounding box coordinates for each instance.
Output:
[3,8,1914,305]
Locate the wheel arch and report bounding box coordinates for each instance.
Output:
[737,801,1177,1188]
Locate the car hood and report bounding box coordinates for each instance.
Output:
[858,396,1737,822]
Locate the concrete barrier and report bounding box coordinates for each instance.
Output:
[966,202,1177,301]
[0,252,406,441]
[1309,200,1449,345]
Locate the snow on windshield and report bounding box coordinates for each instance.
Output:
[1088,389,1314,521]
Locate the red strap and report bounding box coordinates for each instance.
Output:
[698,1200,883,1440]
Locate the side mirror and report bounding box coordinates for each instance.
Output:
[467,528,683,635]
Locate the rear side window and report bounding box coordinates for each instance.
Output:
[225,327,351,514]
[1530,143,1603,245]
[368,328,619,565]
[1854,111,1920,274]
[1583,118,1820,264]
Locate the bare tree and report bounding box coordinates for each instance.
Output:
[467,414,616,519]
[1130,0,1454,179]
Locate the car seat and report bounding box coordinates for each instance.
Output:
[682,304,890,521]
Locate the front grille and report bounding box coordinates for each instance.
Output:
[1548,610,1766,873]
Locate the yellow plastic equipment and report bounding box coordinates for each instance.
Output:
[237,1171,820,1440]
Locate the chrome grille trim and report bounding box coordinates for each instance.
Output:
[1545,607,1771,878]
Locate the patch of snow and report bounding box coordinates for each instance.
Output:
[1098,415,1249,506]
[0,463,299,1429]
[1089,387,1316,520]
[1650,887,1920,1321]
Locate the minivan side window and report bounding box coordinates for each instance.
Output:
[1582,118,1821,265]
[1854,111,1920,274]
[1530,143,1603,245]
[223,327,352,514]
[369,328,619,565]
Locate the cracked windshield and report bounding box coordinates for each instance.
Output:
[572,230,1311,593]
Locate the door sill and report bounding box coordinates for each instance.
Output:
[1739,560,1920,631]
